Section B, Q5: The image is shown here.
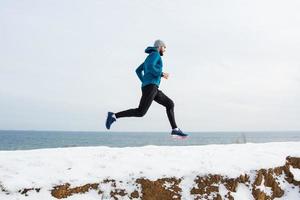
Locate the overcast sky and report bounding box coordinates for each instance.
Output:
[1,0,300,132]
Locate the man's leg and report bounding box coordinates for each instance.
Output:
[115,84,158,118]
[154,90,178,129]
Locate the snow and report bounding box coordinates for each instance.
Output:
[274,173,300,200]
[231,184,255,200]
[218,184,230,199]
[0,142,300,200]
[289,166,300,181]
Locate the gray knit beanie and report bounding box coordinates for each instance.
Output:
[154,40,166,48]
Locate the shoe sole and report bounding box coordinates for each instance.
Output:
[171,135,188,139]
[105,112,112,130]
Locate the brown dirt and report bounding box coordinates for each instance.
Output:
[102,179,129,200]
[190,174,250,199]
[251,168,285,200]
[130,190,140,198]
[285,156,300,186]
[51,183,99,199]
[50,179,139,199]
[191,174,222,199]
[136,177,182,200]
[286,156,300,168]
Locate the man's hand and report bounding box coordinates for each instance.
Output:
[162,72,169,79]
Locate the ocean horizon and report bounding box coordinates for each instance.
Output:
[1,130,300,151]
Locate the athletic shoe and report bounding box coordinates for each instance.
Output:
[105,112,116,130]
[171,129,188,138]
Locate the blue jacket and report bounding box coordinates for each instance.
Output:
[135,47,163,88]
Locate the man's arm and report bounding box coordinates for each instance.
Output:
[147,52,162,77]
[135,63,144,82]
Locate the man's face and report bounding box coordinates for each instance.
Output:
[159,46,166,56]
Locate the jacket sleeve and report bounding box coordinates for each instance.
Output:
[135,63,144,82]
[147,52,162,77]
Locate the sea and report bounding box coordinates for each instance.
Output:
[1,130,300,151]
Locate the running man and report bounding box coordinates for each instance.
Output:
[105,40,187,138]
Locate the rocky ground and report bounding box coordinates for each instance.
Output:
[1,156,299,200]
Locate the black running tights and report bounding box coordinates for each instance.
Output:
[115,84,177,129]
